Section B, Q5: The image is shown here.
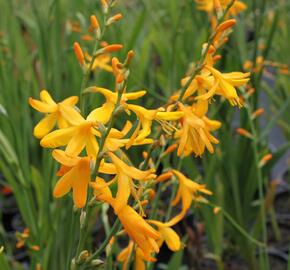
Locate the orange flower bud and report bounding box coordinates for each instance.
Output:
[236,128,253,139]
[252,108,265,119]
[103,44,123,53]
[213,207,221,214]
[156,171,173,183]
[90,15,99,29]
[216,19,236,33]
[259,154,273,167]
[73,42,85,65]
[81,35,93,41]
[112,13,122,21]
[31,245,40,251]
[164,144,178,155]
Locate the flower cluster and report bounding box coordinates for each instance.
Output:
[29,0,249,268]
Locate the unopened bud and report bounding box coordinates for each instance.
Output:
[78,250,90,262]
[216,19,236,33]
[73,42,85,66]
[258,154,273,167]
[103,44,123,53]
[90,259,104,267]
[156,171,173,182]
[106,13,123,25]
[236,128,253,139]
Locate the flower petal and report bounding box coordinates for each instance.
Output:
[33,113,57,138]
[40,127,76,148]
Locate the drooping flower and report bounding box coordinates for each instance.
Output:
[92,177,160,260]
[29,90,78,138]
[107,152,156,212]
[169,170,212,224]
[175,103,221,156]
[148,220,181,252]
[52,149,92,208]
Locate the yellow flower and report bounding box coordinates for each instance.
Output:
[199,65,250,106]
[40,104,99,157]
[117,241,134,270]
[169,170,212,224]
[195,0,247,17]
[87,87,147,124]
[52,149,91,208]
[126,104,184,147]
[84,51,113,73]
[29,90,78,138]
[148,220,181,252]
[92,178,160,260]
[175,103,221,156]
[108,152,156,212]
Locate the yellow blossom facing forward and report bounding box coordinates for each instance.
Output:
[52,149,91,208]
[29,90,78,138]
[175,103,221,157]
[40,104,100,157]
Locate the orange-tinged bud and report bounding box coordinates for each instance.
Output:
[73,42,85,65]
[279,68,290,75]
[252,108,265,119]
[236,128,253,139]
[100,41,109,47]
[164,144,178,155]
[31,245,40,251]
[246,87,255,97]
[259,154,273,167]
[109,236,115,246]
[103,44,123,53]
[216,19,236,33]
[142,151,148,159]
[90,15,99,29]
[213,55,222,62]
[213,207,221,214]
[147,189,155,200]
[81,35,93,41]
[112,13,122,21]
[140,200,148,206]
[156,171,173,182]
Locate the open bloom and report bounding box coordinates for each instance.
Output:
[200,65,250,106]
[195,0,247,17]
[126,104,184,146]
[40,104,100,157]
[92,177,160,260]
[84,52,113,73]
[148,220,181,252]
[175,103,221,156]
[86,87,146,124]
[52,149,92,208]
[169,170,212,224]
[108,152,156,212]
[29,90,78,138]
